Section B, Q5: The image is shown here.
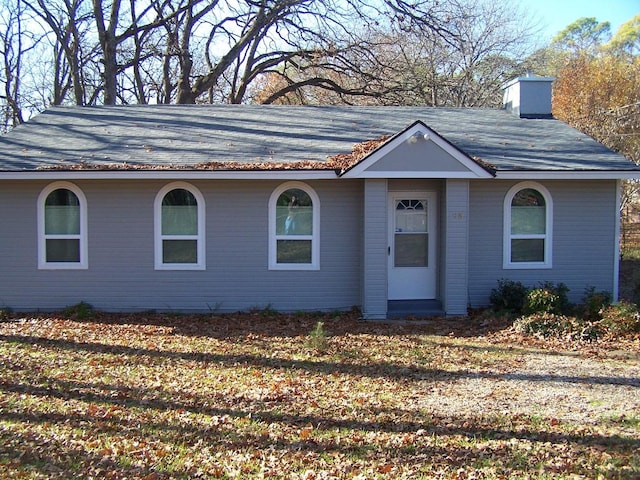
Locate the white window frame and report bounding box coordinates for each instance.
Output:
[37,181,88,270]
[503,181,553,269]
[268,181,320,270]
[154,182,206,270]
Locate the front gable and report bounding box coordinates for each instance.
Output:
[341,121,494,179]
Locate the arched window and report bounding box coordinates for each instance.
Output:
[504,182,552,268]
[154,182,205,270]
[38,182,88,269]
[269,182,320,270]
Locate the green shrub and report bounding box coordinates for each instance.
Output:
[600,301,640,336]
[524,288,560,315]
[582,287,612,320]
[523,282,570,315]
[255,304,278,317]
[490,279,528,313]
[63,301,94,320]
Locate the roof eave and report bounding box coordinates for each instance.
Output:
[2,167,638,181]
[0,169,340,180]
[495,170,640,180]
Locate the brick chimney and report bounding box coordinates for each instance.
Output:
[502,75,555,118]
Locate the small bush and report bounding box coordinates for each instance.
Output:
[306,321,329,353]
[251,304,278,318]
[490,279,528,313]
[600,301,640,336]
[523,282,570,315]
[582,287,612,321]
[63,301,94,320]
[523,288,560,315]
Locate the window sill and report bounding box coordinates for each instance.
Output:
[155,264,206,271]
[269,263,320,271]
[503,262,552,270]
[38,263,88,270]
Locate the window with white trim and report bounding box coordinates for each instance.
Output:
[504,182,552,269]
[154,182,205,270]
[269,182,320,270]
[38,182,88,269]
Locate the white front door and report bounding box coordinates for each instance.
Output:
[388,192,437,300]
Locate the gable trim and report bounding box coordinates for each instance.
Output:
[341,121,494,179]
[351,171,489,179]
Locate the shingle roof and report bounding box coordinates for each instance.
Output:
[0,104,636,173]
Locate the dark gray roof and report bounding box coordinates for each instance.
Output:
[0,104,636,172]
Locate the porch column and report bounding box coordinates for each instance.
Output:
[362,179,388,319]
[443,179,469,315]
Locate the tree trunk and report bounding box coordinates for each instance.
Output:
[93,0,121,105]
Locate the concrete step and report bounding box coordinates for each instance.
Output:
[387,299,445,319]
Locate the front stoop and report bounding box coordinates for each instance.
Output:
[387,299,445,319]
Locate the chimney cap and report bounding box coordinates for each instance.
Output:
[502,75,555,90]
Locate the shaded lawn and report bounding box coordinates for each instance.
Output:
[0,311,638,479]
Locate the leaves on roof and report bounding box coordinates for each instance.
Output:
[35,135,392,174]
[471,156,497,173]
[325,135,391,173]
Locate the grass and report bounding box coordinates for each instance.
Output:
[0,311,638,479]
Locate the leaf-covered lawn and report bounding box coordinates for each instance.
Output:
[0,311,638,479]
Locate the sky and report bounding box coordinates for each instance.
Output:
[517,0,639,44]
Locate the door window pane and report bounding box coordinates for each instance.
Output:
[394,199,428,267]
[395,200,427,233]
[395,234,428,267]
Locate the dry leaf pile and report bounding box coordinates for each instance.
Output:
[0,311,638,479]
[35,136,392,175]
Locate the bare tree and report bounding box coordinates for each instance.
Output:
[172,0,328,104]
[91,0,185,104]
[378,0,538,107]
[0,0,37,130]
[251,0,539,107]
[21,0,95,105]
[3,0,543,110]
